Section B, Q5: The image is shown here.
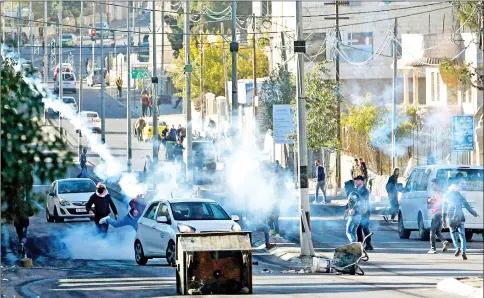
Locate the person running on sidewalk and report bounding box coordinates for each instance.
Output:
[77,148,89,178]
[99,193,147,231]
[85,183,118,236]
[141,93,149,117]
[443,182,479,260]
[427,178,450,254]
[355,176,374,250]
[314,160,327,204]
[116,76,123,98]
[385,168,400,223]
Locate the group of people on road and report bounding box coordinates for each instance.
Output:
[426,178,479,259]
[140,92,153,117]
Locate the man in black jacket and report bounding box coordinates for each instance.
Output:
[355,176,374,250]
[86,183,118,235]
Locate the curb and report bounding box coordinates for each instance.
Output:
[437,278,483,298]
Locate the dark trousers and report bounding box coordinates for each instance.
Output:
[95,222,109,236]
[357,215,372,245]
[173,99,182,109]
[430,214,446,250]
[142,104,148,117]
[117,87,122,97]
[388,193,399,220]
[14,224,28,244]
[148,106,152,116]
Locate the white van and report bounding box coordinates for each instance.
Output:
[398,165,483,241]
[54,72,77,94]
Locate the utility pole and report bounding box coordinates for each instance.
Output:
[100,3,106,145]
[222,23,229,117]
[127,0,133,172]
[391,18,398,170]
[29,0,33,63]
[17,0,20,58]
[78,1,84,159]
[230,0,238,131]
[92,4,95,68]
[325,1,348,190]
[58,0,63,138]
[294,0,314,257]
[161,0,165,95]
[43,0,48,122]
[252,13,257,144]
[184,0,193,183]
[152,0,159,166]
[200,18,205,130]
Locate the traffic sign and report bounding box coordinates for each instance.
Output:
[131,69,149,79]
[184,64,192,73]
[452,115,475,151]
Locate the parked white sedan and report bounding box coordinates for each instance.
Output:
[46,178,96,222]
[134,198,240,266]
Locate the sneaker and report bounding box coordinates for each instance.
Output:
[454,249,461,257]
[427,249,437,254]
[442,241,450,252]
[462,253,467,260]
[365,244,374,251]
[99,215,110,225]
[391,220,398,224]
[265,243,276,250]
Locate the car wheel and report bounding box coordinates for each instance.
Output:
[46,207,54,223]
[418,213,429,241]
[53,207,64,223]
[398,212,411,239]
[465,231,473,241]
[134,240,148,265]
[166,241,176,267]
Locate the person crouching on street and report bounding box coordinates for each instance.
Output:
[443,183,480,260]
[427,178,449,254]
[99,193,146,231]
[86,183,118,236]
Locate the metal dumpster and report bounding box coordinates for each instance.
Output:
[176,232,253,295]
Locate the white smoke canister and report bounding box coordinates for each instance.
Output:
[311,257,332,273]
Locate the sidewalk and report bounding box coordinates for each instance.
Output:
[438,277,483,298]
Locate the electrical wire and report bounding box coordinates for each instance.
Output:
[334,32,393,66]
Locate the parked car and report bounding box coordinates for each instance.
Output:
[134,198,241,266]
[46,178,96,222]
[54,72,77,94]
[398,165,484,241]
[141,118,167,141]
[61,33,78,47]
[77,111,102,133]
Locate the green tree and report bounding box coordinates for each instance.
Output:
[259,66,296,132]
[292,62,340,151]
[1,61,74,223]
[173,34,269,111]
[341,93,382,138]
[453,1,479,31]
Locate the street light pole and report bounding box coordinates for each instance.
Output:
[252,13,257,144]
[230,0,238,132]
[30,0,33,63]
[391,18,398,170]
[295,0,314,257]
[100,3,106,145]
[184,0,193,183]
[78,1,84,159]
[58,0,63,138]
[152,0,159,166]
[43,0,48,123]
[200,18,205,131]
[127,0,133,172]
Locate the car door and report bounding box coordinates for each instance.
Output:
[47,182,56,214]
[415,168,432,227]
[137,202,159,255]
[152,202,173,256]
[400,169,417,228]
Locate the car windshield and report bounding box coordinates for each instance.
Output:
[58,180,96,194]
[436,168,484,191]
[63,97,75,104]
[82,112,98,118]
[171,202,231,221]
[63,73,75,81]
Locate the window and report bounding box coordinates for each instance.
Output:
[415,169,431,191]
[157,203,171,221]
[144,202,159,220]
[405,170,417,191]
[436,168,484,191]
[171,202,231,221]
[341,32,373,63]
[49,182,56,195]
[304,32,326,61]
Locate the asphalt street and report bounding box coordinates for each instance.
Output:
[2,187,482,298]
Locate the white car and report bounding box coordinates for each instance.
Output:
[134,198,241,266]
[79,111,101,133]
[46,96,78,117]
[398,165,484,241]
[54,72,77,94]
[46,178,96,222]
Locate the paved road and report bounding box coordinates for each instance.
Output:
[2,190,482,298]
